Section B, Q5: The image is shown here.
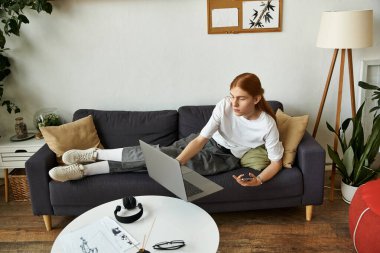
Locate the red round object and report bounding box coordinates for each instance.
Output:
[349,179,380,253]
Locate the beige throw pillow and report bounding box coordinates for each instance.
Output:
[40,115,102,161]
[276,109,309,168]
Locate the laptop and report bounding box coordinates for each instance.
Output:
[139,140,224,202]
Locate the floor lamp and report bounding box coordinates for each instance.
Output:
[313,10,373,201]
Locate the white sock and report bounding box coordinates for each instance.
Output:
[97,148,123,162]
[83,161,110,176]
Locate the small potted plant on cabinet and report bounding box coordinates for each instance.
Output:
[33,108,62,138]
[327,81,380,203]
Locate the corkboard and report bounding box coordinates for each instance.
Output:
[207,0,283,34]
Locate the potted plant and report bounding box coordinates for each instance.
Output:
[33,108,62,138]
[326,81,380,203]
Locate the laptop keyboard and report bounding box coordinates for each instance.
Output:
[183,179,203,197]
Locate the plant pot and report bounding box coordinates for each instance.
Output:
[341,180,358,204]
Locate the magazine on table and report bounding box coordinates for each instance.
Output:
[58,216,139,253]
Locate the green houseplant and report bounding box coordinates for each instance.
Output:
[0,0,52,114]
[34,108,62,129]
[326,81,380,198]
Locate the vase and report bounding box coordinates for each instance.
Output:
[341,180,358,204]
[15,117,28,139]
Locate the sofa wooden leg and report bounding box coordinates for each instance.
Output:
[43,215,52,231]
[306,205,313,221]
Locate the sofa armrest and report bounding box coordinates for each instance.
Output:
[296,131,326,205]
[25,144,57,215]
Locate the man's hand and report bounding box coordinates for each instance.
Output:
[232,173,262,187]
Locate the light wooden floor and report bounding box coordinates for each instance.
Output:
[0,175,354,253]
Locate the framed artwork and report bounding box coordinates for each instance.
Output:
[208,0,283,34]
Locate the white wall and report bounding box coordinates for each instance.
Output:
[1,0,379,158]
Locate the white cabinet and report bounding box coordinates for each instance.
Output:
[0,133,45,202]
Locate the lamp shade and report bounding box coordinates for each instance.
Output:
[316,10,373,49]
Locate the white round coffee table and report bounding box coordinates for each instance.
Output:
[51,195,219,252]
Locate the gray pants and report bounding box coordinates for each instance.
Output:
[108,133,240,176]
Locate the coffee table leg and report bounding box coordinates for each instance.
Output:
[4,169,8,202]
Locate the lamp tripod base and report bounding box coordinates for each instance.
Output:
[313,48,357,201]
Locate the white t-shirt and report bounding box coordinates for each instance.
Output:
[200,97,284,161]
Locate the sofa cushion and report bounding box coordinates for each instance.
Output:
[49,166,303,213]
[73,109,178,148]
[178,101,283,138]
[178,105,215,139]
[276,109,309,168]
[40,115,102,161]
[49,172,175,214]
[196,166,303,204]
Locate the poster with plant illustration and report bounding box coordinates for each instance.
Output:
[207,0,282,34]
[242,0,281,30]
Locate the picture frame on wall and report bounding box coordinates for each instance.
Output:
[208,0,283,34]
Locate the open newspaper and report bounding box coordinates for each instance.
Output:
[58,216,139,253]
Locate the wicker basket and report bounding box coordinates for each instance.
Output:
[9,168,30,201]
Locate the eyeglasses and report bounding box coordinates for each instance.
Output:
[152,240,185,250]
[226,95,248,103]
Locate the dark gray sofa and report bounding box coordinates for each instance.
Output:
[25,101,325,231]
